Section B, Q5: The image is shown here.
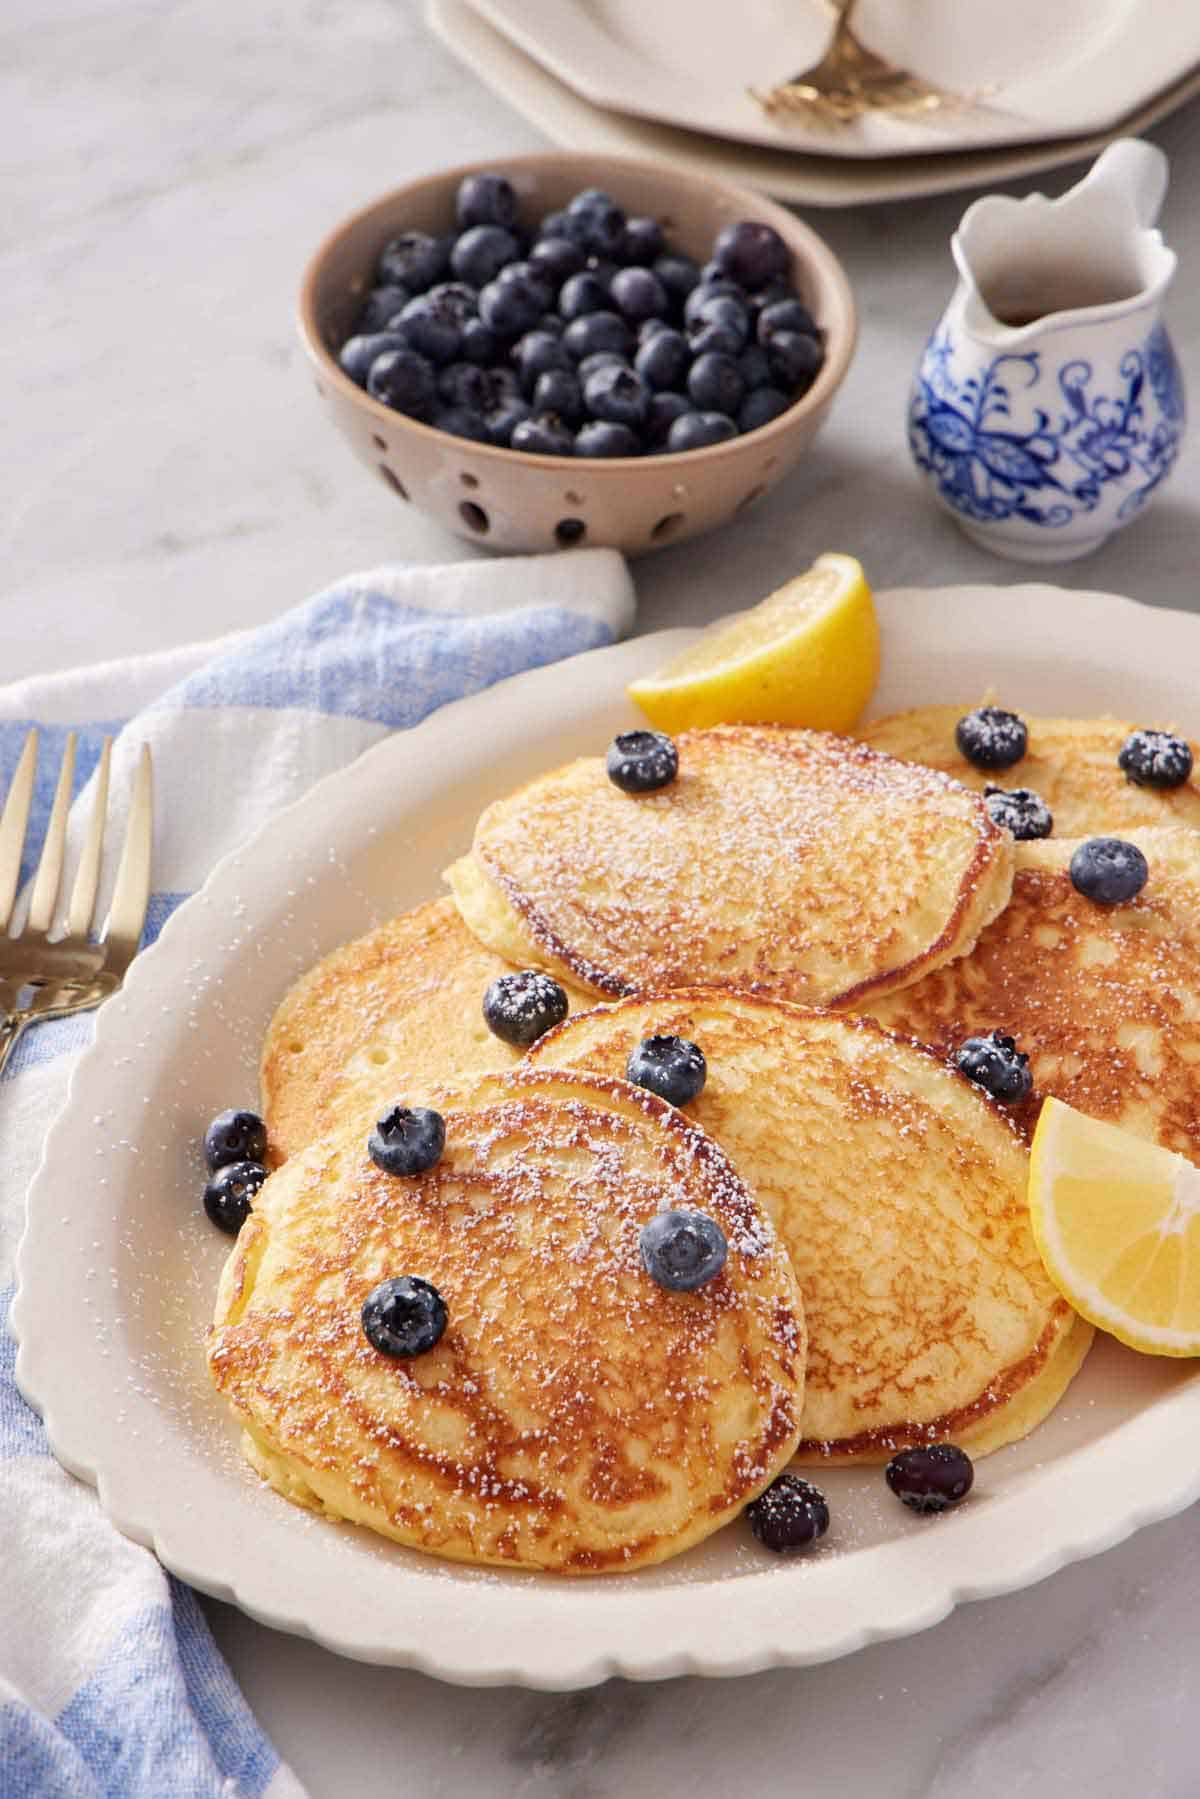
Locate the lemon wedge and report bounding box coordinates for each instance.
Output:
[1029,1097,1200,1356]
[628,552,879,735]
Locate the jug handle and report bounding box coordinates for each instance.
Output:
[1072,137,1168,229]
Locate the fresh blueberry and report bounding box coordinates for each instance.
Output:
[750,278,795,317]
[983,785,1053,840]
[765,330,824,391]
[356,284,413,334]
[482,969,570,1047]
[583,363,649,430]
[530,234,587,286]
[559,271,611,320]
[610,266,669,323]
[337,330,408,386]
[683,279,745,327]
[885,1443,974,1513]
[638,315,672,342]
[955,1031,1033,1103]
[361,1275,448,1358]
[574,420,641,457]
[203,1159,266,1235]
[626,1033,706,1104]
[366,348,438,418]
[536,208,573,241]
[396,292,464,365]
[712,219,791,290]
[1118,728,1194,789]
[434,405,491,443]
[639,1208,727,1291]
[533,368,583,424]
[757,297,819,344]
[1069,837,1149,906]
[484,363,521,408]
[746,1474,830,1552]
[738,387,791,433]
[563,310,635,361]
[511,412,576,456]
[645,390,691,448]
[667,410,738,451]
[699,258,727,285]
[204,1108,267,1173]
[622,216,665,264]
[654,252,702,304]
[738,343,773,390]
[496,259,554,307]
[955,706,1028,770]
[535,311,566,337]
[377,230,450,294]
[456,170,518,230]
[487,398,533,446]
[577,350,629,383]
[368,1104,446,1177]
[450,223,520,287]
[687,294,751,355]
[438,361,492,411]
[635,327,690,391]
[606,728,678,792]
[478,274,544,339]
[585,257,620,292]
[566,188,626,257]
[687,350,746,416]
[459,317,499,365]
[516,328,572,395]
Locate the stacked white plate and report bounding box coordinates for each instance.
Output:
[427,0,1200,205]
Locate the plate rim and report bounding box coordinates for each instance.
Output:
[14,581,1200,1690]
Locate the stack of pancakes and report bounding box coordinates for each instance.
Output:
[208,710,1200,1574]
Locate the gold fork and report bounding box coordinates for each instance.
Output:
[753,0,966,125]
[0,730,153,1076]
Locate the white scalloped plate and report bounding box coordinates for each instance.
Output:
[13,583,1200,1690]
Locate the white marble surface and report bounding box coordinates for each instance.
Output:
[8,0,1200,1792]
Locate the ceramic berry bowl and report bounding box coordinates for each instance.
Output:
[298,152,856,556]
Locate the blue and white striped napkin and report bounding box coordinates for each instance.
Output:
[0,551,635,1798]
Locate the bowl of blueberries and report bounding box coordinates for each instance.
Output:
[299,153,856,556]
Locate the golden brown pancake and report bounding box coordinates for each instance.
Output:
[207,1068,806,1573]
[260,897,589,1162]
[859,706,1200,837]
[527,991,1089,1462]
[446,724,1014,1009]
[861,827,1200,1162]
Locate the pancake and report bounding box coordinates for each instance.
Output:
[260,897,590,1162]
[527,991,1089,1463]
[207,1068,806,1573]
[859,706,1200,837]
[861,827,1200,1162]
[446,724,1014,1010]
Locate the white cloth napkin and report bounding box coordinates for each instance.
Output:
[0,550,636,1798]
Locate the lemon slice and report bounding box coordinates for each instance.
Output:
[628,552,879,735]
[1029,1097,1200,1356]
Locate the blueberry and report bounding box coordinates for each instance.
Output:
[396,292,464,365]
[610,266,668,323]
[533,368,583,424]
[361,1275,448,1358]
[639,1208,727,1291]
[765,330,824,391]
[738,343,773,390]
[366,348,438,419]
[203,1159,267,1235]
[482,969,570,1047]
[750,278,795,317]
[574,420,641,457]
[955,706,1028,770]
[511,412,576,456]
[535,311,566,337]
[654,252,702,304]
[645,390,691,448]
[487,398,533,446]
[559,271,611,320]
[204,1108,268,1172]
[564,310,635,362]
[712,219,791,290]
[885,1444,974,1514]
[377,231,450,294]
[635,327,690,391]
[606,728,678,792]
[1069,837,1149,906]
[626,1033,706,1104]
[434,405,491,443]
[757,297,819,344]
[746,1474,830,1552]
[955,1031,1033,1103]
[456,170,518,230]
[584,363,649,430]
[983,785,1053,840]
[687,350,745,416]
[577,350,629,383]
[684,279,745,327]
[667,410,738,451]
[368,1104,446,1176]
[460,317,499,365]
[478,274,544,340]
[622,216,665,264]
[496,259,554,307]
[450,223,520,287]
[356,284,413,334]
[687,294,751,354]
[1118,728,1194,789]
[438,360,492,411]
[516,328,572,395]
[585,257,620,292]
[738,387,792,433]
[337,330,408,386]
[536,208,573,241]
[530,235,587,286]
[566,188,626,257]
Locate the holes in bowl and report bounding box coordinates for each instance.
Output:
[564,489,583,505]
[555,518,587,547]
[371,433,388,452]
[459,500,490,534]
[460,472,479,490]
[378,464,409,501]
[651,512,685,543]
[736,485,766,513]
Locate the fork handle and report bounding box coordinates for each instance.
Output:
[0,1014,27,1079]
